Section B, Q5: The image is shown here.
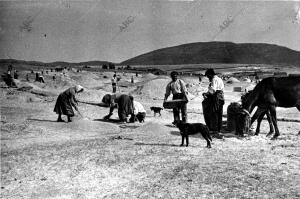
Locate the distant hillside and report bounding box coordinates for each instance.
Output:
[0,59,113,67]
[121,42,300,66]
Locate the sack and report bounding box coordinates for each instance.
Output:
[226,102,241,132]
[235,110,251,136]
[202,98,218,131]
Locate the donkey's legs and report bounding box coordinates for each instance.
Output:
[269,105,280,139]
[255,112,265,135]
[266,111,274,137]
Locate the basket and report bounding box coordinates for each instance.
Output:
[163,99,187,109]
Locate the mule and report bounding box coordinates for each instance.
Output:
[242,76,300,139]
[241,91,274,136]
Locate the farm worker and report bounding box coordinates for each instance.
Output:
[39,75,45,83]
[35,73,39,81]
[164,71,189,124]
[54,85,84,122]
[111,72,117,93]
[202,69,224,133]
[129,96,146,123]
[102,93,134,123]
[7,65,13,74]
[13,70,19,79]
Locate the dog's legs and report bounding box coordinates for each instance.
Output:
[186,136,189,147]
[201,132,212,148]
[206,138,211,148]
[159,112,161,117]
[180,135,184,146]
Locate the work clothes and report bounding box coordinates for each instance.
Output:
[102,94,134,122]
[165,79,188,123]
[203,74,225,132]
[54,87,78,116]
[132,100,146,123]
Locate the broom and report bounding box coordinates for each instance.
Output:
[78,100,117,108]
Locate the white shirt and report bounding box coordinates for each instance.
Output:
[133,101,146,114]
[208,75,224,94]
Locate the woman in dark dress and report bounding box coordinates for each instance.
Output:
[54,85,84,122]
[102,93,134,123]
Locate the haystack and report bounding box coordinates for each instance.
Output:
[227,77,240,84]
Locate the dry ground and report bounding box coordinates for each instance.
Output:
[1,68,300,199]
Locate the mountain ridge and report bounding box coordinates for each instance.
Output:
[121,42,300,66]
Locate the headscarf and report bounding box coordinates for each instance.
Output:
[75,85,84,93]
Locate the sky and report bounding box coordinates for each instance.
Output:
[0,0,300,63]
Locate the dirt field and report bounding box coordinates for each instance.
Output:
[1,66,300,199]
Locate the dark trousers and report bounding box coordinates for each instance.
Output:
[173,93,187,123]
[217,105,223,132]
[117,95,134,122]
[202,92,224,132]
[112,83,116,93]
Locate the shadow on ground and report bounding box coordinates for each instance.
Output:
[134,142,178,147]
[27,118,58,123]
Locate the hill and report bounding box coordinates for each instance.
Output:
[121,42,300,66]
[0,59,113,67]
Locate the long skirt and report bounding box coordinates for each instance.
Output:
[117,95,134,121]
[53,93,74,116]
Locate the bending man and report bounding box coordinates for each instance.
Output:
[102,93,134,123]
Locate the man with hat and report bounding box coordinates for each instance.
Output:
[202,69,225,133]
[164,71,189,124]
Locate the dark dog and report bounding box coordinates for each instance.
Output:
[150,107,163,117]
[175,120,212,148]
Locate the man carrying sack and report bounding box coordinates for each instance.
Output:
[202,69,225,134]
[164,71,189,124]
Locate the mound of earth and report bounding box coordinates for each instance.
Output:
[70,71,105,89]
[131,78,170,99]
